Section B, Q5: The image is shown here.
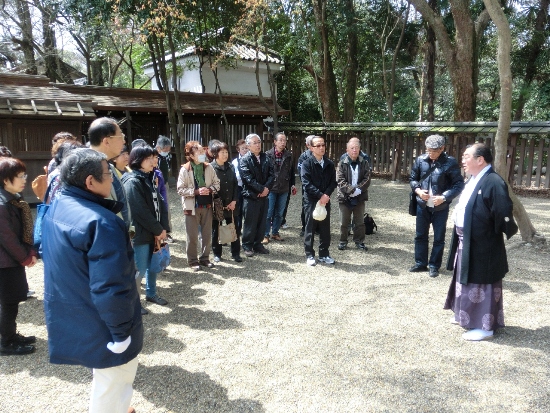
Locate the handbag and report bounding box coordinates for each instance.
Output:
[408,165,435,216]
[212,194,225,222]
[364,213,378,235]
[150,239,171,273]
[218,211,238,244]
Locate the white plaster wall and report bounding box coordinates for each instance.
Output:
[144,56,282,97]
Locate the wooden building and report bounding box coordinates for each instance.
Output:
[0,73,288,201]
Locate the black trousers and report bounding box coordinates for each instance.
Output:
[212,217,241,257]
[242,197,269,251]
[0,302,19,346]
[0,266,27,346]
[303,201,331,258]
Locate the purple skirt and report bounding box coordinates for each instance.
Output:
[444,227,504,331]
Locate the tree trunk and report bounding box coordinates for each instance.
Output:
[483,0,546,246]
[342,0,358,122]
[388,3,410,122]
[513,0,549,121]
[311,0,340,122]
[424,0,437,121]
[167,24,184,167]
[409,0,479,121]
[14,0,37,74]
[90,30,105,85]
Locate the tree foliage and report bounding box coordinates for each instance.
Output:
[0,0,548,123]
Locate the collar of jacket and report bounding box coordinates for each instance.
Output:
[210,161,230,171]
[267,148,291,159]
[421,152,448,166]
[63,185,124,214]
[123,169,152,182]
[0,186,19,203]
[341,154,365,165]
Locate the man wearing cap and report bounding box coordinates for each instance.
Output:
[409,134,464,277]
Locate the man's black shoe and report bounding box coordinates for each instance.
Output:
[0,342,35,356]
[429,267,440,278]
[299,230,305,237]
[232,255,243,263]
[13,333,36,345]
[254,246,270,254]
[338,242,347,250]
[409,264,428,272]
[355,243,368,251]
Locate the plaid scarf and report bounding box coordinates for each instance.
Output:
[274,149,284,167]
[9,197,34,246]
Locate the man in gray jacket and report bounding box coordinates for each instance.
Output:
[336,138,371,251]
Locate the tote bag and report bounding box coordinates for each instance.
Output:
[150,239,171,273]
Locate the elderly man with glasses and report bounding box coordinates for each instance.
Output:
[88,117,131,230]
[409,134,464,278]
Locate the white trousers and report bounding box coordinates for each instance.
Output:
[89,356,139,413]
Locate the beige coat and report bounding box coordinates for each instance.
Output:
[177,162,220,215]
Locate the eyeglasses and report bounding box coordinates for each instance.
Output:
[15,174,28,180]
[313,144,326,148]
[103,171,114,179]
[109,133,126,140]
[426,148,443,154]
[461,155,479,160]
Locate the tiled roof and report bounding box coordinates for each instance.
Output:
[0,73,288,117]
[55,84,289,116]
[0,74,96,118]
[143,38,283,68]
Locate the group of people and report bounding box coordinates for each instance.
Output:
[0,123,518,411]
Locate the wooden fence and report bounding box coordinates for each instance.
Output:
[263,122,550,189]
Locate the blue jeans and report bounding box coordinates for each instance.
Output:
[134,243,158,298]
[414,205,449,269]
[265,191,289,237]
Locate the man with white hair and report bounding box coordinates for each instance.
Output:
[238,134,274,257]
[409,134,464,277]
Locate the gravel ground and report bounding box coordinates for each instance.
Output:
[1,178,549,413]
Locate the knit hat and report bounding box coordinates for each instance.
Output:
[425,135,445,149]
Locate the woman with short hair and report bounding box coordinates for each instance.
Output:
[0,157,38,355]
[177,141,220,271]
[210,141,241,262]
[122,145,170,306]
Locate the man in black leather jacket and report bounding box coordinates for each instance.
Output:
[409,134,464,277]
[238,134,274,256]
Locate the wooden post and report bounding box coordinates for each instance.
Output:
[125,110,133,147]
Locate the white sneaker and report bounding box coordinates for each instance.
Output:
[281,224,289,229]
[27,289,35,298]
[462,329,494,341]
[450,317,459,325]
[318,256,335,264]
[306,256,316,266]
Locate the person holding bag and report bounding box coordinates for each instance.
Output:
[0,157,38,356]
[122,145,170,307]
[409,134,464,278]
[177,141,220,271]
[210,141,242,263]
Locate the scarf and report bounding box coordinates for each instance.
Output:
[191,162,206,187]
[9,197,34,246]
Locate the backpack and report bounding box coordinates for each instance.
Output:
[364,213,377,235]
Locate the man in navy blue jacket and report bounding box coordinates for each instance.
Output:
[42,148,143,413]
